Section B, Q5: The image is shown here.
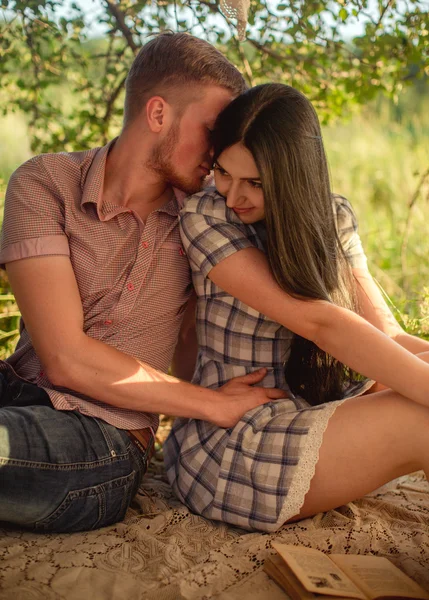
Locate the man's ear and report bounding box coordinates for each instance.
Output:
[146,96,171,133]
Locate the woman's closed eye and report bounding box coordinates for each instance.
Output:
[214,163,262,189]
[247,179,262,189]
[213,162,229,177]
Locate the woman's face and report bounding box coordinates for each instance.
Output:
[214,143,265,224]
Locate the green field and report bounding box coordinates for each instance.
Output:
[1,90,429,358]
[324,95,429,328]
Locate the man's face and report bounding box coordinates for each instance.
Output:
[149,85,234,194]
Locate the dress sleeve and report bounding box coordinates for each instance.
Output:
[333,195,368,269]
[0,156,69,267]
[179,190,258,277]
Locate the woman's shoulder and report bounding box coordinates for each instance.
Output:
[331,194,359,231]
[332,193,355,212]
[181,187,241,223]
[331,194,367,265]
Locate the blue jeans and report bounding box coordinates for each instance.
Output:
[0,373,148,533]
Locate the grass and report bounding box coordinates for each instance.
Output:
[0,113,33,183]
[322,97,429,332]
[0,113,31,357]
[1,90,429,359]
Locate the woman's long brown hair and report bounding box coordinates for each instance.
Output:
[212,83,360,405]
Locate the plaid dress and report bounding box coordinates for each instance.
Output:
[164,189,373,532]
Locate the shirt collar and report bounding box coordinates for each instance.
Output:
[80,139,115,220]
[160,194,180,217]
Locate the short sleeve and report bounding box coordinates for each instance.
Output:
[333,195,368,269]
[179,189,259,277]
[0,156,70,267]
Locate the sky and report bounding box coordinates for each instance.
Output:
[58,0,376,41]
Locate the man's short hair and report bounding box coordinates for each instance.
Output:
[124,32,247,125]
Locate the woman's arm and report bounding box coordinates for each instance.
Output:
[207,246,429,408]
[353,267,429,354]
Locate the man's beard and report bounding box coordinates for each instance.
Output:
[147,124,206,195]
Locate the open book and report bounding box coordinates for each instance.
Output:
[264,543,429,600]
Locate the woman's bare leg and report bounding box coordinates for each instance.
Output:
[290,389,429,521]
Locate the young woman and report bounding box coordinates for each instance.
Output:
[163,83,429,532]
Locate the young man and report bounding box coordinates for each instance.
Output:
[0,33,285,533]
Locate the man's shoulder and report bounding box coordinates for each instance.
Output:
[9,147,101,189]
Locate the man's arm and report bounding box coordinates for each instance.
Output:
[170,291,198,382]
[353,267,429,354]
[6,256,284,428]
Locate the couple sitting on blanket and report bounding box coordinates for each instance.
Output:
[1,32,429,535]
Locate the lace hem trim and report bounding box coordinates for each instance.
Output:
[276,399,347,527]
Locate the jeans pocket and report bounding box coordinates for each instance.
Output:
[35,471,136,533]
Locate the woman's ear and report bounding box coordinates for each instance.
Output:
[145,96,172,133]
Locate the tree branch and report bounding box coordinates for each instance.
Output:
[375,0,395,30]
[193,0,219,13]
[102,73,127,142]
[185,0,209,35]
[104,0,139,54]
[247,38,297,64]
[21,14,40,127]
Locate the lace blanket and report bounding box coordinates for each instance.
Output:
[1,465,428,600]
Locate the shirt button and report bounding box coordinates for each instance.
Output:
[178,247,185,256]
[39,370,44,377]
[142,241,149,248]
[104,319,112,325]
[127,282,135,291]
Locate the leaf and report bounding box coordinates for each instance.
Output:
[339,7,348,21]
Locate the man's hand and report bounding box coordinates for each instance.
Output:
[209,368,288,428]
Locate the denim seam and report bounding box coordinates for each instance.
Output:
[128,438,148,473]
[0,454,129,470]
[99,486,106,524]
[35,485,105,529]
[127,440,147,501]
[119,472,135,518]
[34,472,135,530]
[95,419,117,457]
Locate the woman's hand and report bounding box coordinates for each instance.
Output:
[209,368,288,428]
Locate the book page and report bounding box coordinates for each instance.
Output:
[272,543,366,599]
[265,556,344,600]
[331,555,429,600]
[264,556,317,600]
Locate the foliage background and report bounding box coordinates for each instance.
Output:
[0,0,429,359]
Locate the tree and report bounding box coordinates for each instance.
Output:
[0,0,428,153]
